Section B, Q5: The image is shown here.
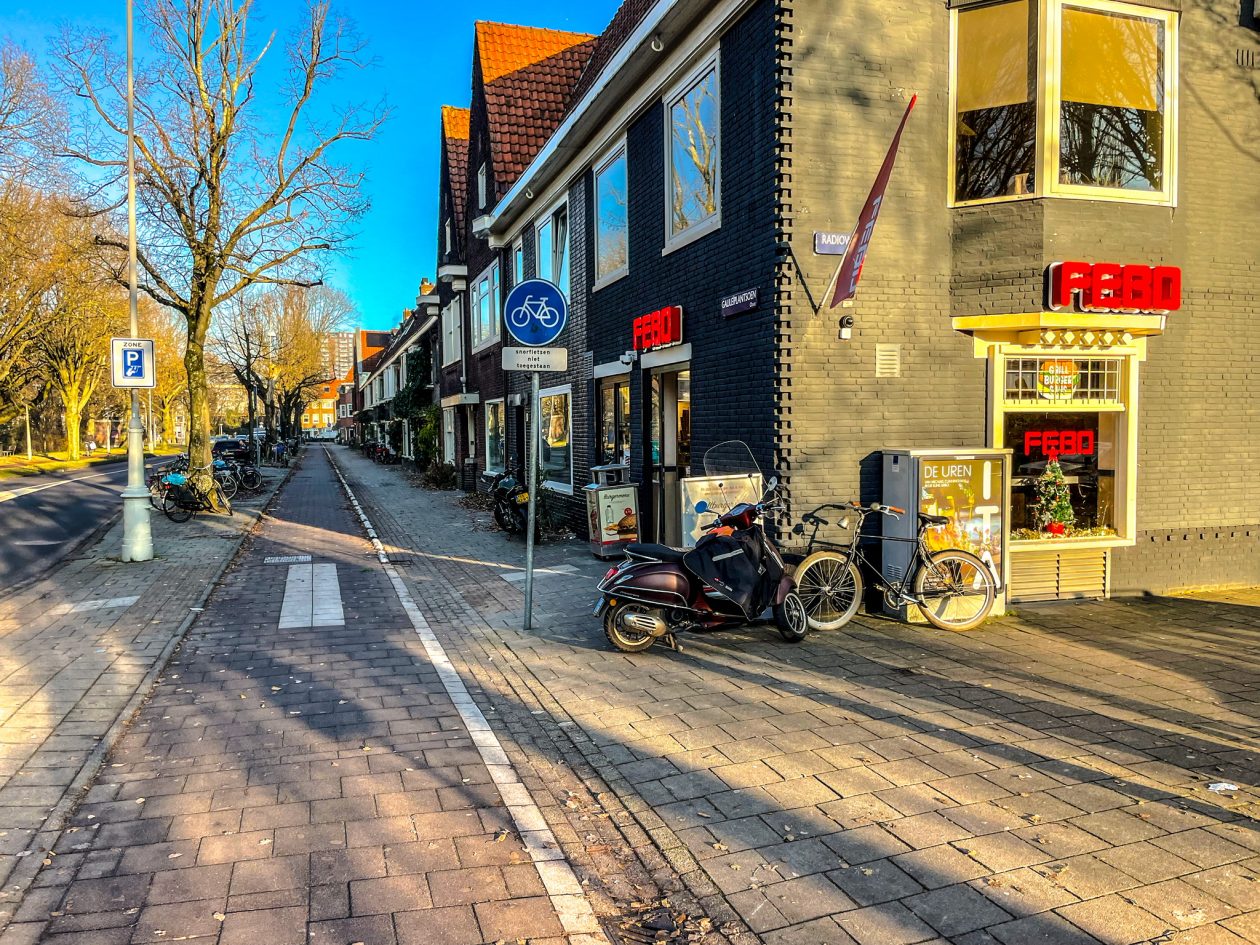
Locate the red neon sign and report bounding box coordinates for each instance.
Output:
[632,305,683,353]
[1024,429,1096,460]
[1048,261,1181,314]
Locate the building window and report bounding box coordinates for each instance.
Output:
[594,146,629,283]
[485,399,505,472]
[666,57,720,244]
[444,219,452,254]
[598,377,631,466]
[951,0,1176,206]
[512,238,524,287]
[441,300,462,366]
[536,386,572,491]
[470,261,500,350]
[536,204,570,298]
[477,163,487,209]
[442,407,456,465]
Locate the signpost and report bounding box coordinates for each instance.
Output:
[110,338,156,389]
[502,278,568,632]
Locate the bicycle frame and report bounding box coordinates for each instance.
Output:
[796,507,939,607]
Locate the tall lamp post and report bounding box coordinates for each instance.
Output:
[120,0,153,562]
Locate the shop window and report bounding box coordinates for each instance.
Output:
[536,204,570,298]
[594,146,628,283]
[950,0,1176,206]
[485,400,505,473]
[441,300,461,366]
[666,58,720,245]
[1007,411,1118,538]
[1003,356,1122,405]
[470,261,500,350]
[537,386,572,491]
[599,377,631,465]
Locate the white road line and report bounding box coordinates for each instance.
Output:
[278,562,345,629]
[264,554,312,565]
[500,564,580,584]
[325,449,608,945]
[49,596,140,615]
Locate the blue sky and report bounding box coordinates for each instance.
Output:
[0,0,620,329]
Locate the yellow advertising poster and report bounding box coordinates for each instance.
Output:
[919,458,1005,590]
[588,486,639,548]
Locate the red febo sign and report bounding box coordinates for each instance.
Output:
[1025,429,1095,460]
[1048,261,1181,314]
[633,305,683,353]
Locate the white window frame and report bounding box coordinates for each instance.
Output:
[512,238,524,287]
[470,261,501,352]
[537,383,574,494]
[948,0,1178,209]
[441,299,462,366]
[534,198,571,299]
[442,407,456,464]
[592,139,630,290]
[484,398,505,473]
[663,52,722,256]
[477,163,487,209]
[444,219,452,254]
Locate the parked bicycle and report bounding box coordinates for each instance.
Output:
[790,502,996,632]
[160,466,233,522]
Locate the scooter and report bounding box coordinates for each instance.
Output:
[594,471,808,653]
[481,464,531,536]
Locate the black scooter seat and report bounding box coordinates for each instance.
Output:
[625,543,689,563]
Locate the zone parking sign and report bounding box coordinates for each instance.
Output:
[111,338,156,389]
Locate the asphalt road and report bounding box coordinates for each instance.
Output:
[0,458,169,592]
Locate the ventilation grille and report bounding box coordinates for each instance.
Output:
[1010,548,1109,602]
[875,344,901,378]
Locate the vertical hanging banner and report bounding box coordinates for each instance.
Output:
[829,95,917,309]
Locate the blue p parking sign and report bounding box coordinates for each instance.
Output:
[111,338,156,389]
[503,279,568,347]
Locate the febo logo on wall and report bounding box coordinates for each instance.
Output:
[1047,261,1182,314]
[632,305,683,353]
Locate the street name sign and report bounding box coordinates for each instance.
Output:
[110,338,156,389]
[503,347,568,372]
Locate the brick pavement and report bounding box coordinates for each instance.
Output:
[0,467,285,933]
[1,449,615,945]
[329,446,1260,945]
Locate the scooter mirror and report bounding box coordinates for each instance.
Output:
[695,500,709,514]
[767,476,779,491]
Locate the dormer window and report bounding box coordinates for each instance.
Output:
[477,163,488,209]
[445,219,452,254]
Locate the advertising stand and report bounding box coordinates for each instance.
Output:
[881,448,1012,621]
[584,464,639,558]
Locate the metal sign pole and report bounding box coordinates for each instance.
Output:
[523,370,540,633]
[119,0,153,562]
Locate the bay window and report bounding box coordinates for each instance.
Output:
[951,0,1176,206]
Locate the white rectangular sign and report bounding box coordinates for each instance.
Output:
[503,347,568,372]
[110,338,156,389]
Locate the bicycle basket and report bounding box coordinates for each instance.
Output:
[164,473,188,486]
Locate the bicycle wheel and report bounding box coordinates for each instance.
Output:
[217,473,238,501]
[793,551,863,631]
[163,491,194,523]
[214,482,233,516]
[913,549,995,632]
[239,466,263,490]
[148,479,166,511]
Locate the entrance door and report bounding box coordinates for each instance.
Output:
[649,369,691,545]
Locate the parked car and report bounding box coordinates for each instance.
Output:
[211,438,252,463]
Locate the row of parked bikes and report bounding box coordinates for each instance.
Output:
[146,454,266,522]
[360,440,401,464]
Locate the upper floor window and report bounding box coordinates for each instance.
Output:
[441,299,462,366]
[666,56,721,246]
[512,238,524,287]
[444,219,452,254]
[470,261,501,349]
[951,0,1177,206]
[536,203,570,298]
[594,145,629,283]
[477,163,488,209]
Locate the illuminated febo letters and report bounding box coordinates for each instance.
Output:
[1048,261,1181,314]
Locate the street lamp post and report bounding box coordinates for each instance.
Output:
[24,404,32,462]
[119,0,153,562]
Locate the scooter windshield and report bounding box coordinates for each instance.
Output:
[700,440,763,517]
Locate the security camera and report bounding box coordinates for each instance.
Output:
[838,314,855,341]
[618,350,638,367]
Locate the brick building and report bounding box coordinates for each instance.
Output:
[436,0,1260,600]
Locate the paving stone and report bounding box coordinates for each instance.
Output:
[988,912,1104,945]
[828,859,924,905]
[904,883,1013,936]
[836,901,941,945]
[1123,877,1237,929]
[218,905,307,945]
[394,904,483,945]
[1056,893,1175,944]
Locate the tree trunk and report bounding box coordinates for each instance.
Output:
[64,399,82,460]
[184,321,213,469]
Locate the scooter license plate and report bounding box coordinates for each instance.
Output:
[592,598,607,617]
[516,493,530,505]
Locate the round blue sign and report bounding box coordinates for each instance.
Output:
[503,279,568,347]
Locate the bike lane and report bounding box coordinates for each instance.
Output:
[10,449,607,945]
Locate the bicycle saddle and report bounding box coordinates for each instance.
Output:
[919,513,950,527]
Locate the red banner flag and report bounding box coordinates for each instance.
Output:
[829,95,917,309]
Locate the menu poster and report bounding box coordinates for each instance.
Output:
[592,486,639,546]
[679,474,764,548]
[918,457,1004,589]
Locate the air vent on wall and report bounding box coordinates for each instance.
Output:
[875,344,901,378]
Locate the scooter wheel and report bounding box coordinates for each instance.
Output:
[493,502,514,533]
[774,591,809,642]
[603,602,659,653]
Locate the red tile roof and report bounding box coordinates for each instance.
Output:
[475,22,597,197]
[441,106,471,236]
[567,0,654,113]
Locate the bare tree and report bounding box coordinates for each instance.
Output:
[53,0,384,468]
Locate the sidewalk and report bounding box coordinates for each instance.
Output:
[1,449,614,945]
[0,470,286,934]
[331,447,1260,945]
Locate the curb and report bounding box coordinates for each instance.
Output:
[0,459,300,933]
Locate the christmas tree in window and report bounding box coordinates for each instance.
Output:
[1031,460,1075,536]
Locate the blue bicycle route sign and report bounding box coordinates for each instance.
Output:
[503,279,568,347]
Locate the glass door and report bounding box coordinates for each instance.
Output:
[650,369,691,544]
